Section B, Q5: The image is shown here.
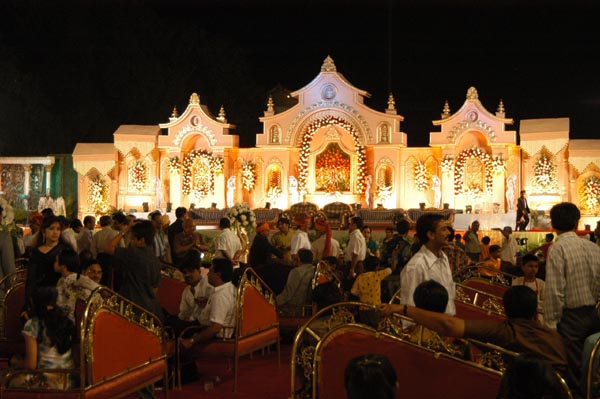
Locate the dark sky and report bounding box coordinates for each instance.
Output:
[1,0,599,156]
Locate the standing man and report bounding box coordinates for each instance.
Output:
[497,226,518,267]
[544,202,600,388]
[463,220,481,262]
[271,217,294,265]
[77,215,96,259]
[344,216,367,279]
[168,207,188,260]
[400,214,456,315]
[516,190,530,231]
[290,213,312,265]
[311,217,340,261]
[249,222,283,268]
[214,218,242,263]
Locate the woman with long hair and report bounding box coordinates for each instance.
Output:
[24,215,65,315]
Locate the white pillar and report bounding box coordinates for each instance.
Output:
[45,164,53,195]
[23,164,32,210]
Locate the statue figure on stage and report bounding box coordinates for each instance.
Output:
[365,175,373,209]
[289,175,299,205]
[154,176,163,210]
[506,174,516,211]
[226,176,236,208]
[432,175,441,209]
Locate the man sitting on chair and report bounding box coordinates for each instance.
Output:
[180,258,237,349]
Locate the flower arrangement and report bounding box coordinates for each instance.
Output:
[533,154,558,193]
[414,161,429,191]
[266,185,283,201]
[298,115,366,194]
[241,160,256,192]
[491,156,505,175]
[580,176,600,214]
[182,150,224,196]
[129,161,147,191]
[464,184,484,202]
[441,157,453,175]
[376,184,392,203]
[315,143,351,192]
[88,176,110,215]
[454,146,494,195]
[225,203,257,233]
[168,156,180,174]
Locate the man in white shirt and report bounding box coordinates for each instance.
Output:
[400,214,456,316]
[498,226,518,266]
[344,216,366,278]
[181,258,237,347]
[311,217,341,261]
[177,252,214,325]
[77,215,96,258]
[213,218,242,263]
[290,213,312,264]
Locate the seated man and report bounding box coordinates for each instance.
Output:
[181,258,237,349]
[381,285,569,381]
[478,244,502,277]
[277,249,315,309]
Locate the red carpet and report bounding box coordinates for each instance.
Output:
[152,342,292,399]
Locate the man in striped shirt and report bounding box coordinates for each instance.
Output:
[544,202,600,388]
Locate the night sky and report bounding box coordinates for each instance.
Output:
[1,0,599,157]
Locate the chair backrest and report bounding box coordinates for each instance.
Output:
[455,283,506,320]
[0,269,27,341]
[236,267,278,338]
[583,331,600,398]
[156,275,188,316]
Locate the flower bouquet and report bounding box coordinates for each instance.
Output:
[225,203,257,233]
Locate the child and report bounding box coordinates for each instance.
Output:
[351,256,395,327]
[479,245,501,277]
[54,248,99,322]
[511,254,545,321]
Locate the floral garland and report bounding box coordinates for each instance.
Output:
[441,157,453,175]
[241,160,256,192]
[168,156,180,175]
[580,176,600,213]
[88,176,110,215]
[491,156,505,175]
[453,146,494,195]
[414,161,429,191]
[129,161,147,191]
[182,150,224,196]
[533,154,558,192]
[225,202,257,232]
[298,115,366,194]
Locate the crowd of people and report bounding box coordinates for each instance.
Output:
[0,200,599,398]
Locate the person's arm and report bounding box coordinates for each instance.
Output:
[23,334,37,370]
[105,229,127,255]
[380,303,466,337]
[181,322,223,349]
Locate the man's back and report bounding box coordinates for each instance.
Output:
[276,263,315,307]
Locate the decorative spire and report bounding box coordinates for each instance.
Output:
[441,100,451,118]
[189,92,200,105]
[321,55,337,72]
[217,105,227,122]
[496,99,505,117]
[267,96,274,113]
[385,92,397,114]
[169,106,179,122]
[466,87,478,100]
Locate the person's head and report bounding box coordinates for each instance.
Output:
[82,259,103,284]
[99,215,112,227]
[323,256,338,268]
[28,211,44,233]
[180,251,203,286]
[311,281,343,310]
[54,247,80,274]
[416,214,449,247]
[149,211,162,230]
[298,248,313,265]
[160,215,170,231]
[497,354,567,399]
[550,202,580,233]
[111,211,127,230]
[502,226,513,237]
[344,353,397,399]
[520,190,527,197]
[219,217,231,229]
[363,255,380,272]
[41,208,54,218]
[294,213,311,230]
[183,218,196,234]
[69,218,83,233]
[130,220,154,247]
[349,216,364,232]
[489,245,502,259]
[503,285,537,320]
[31,286,73,355]
[385,227,395,238]
[470,220,480,232]
[314,217,330,236]
[361,226,372,238]
[175,207,187,220]
[395,219,410,235]
[277,217,290,233]
[83,215,96,230]
[126,214,136,225]
[37,215,62,246]
[209,258,234,286]
[256,222,270,237]
[413,280,449,313]
[545,233,554,243]
[57,215,69,230]
[481,235,491,245]
[521,254,540,280]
